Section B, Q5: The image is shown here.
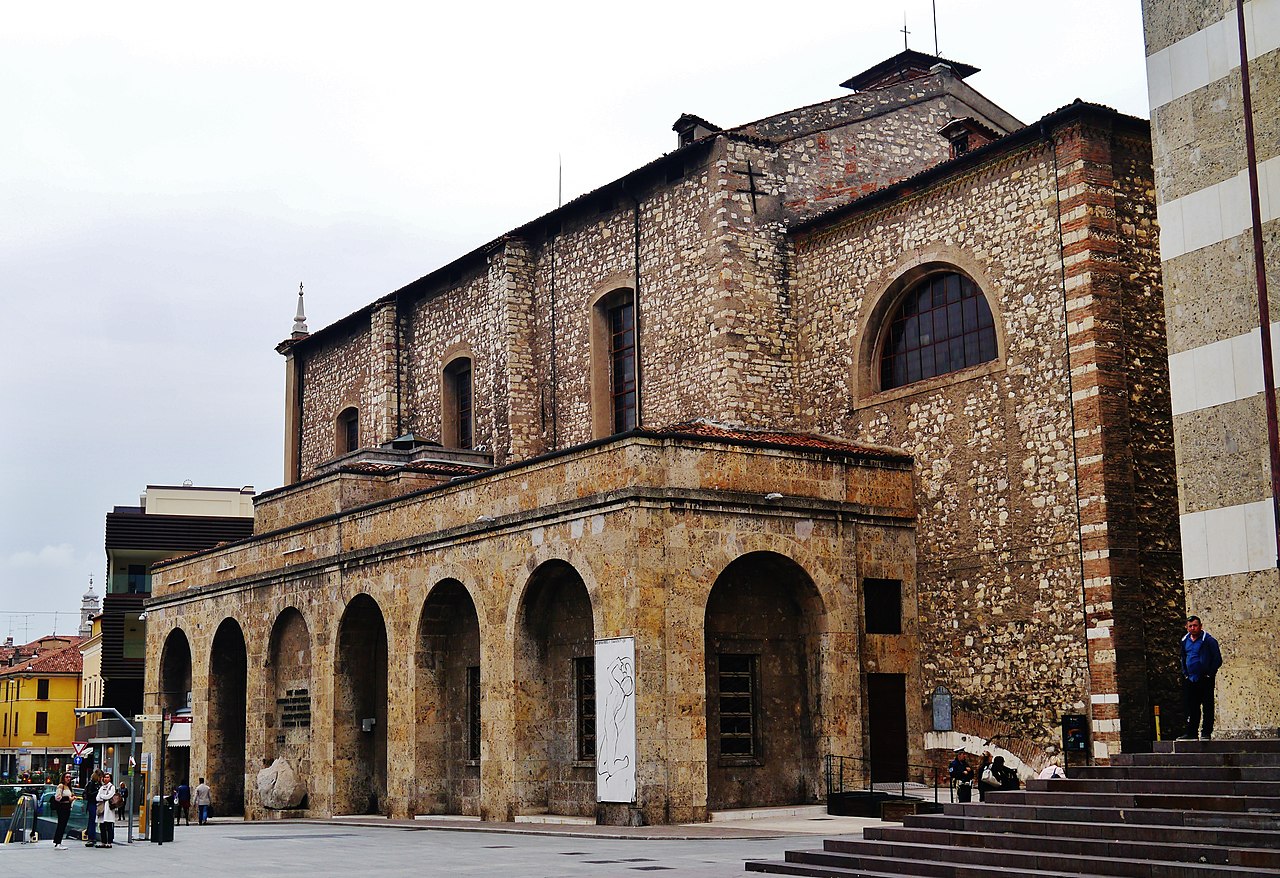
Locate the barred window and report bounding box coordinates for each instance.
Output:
[881,272,996,390]
[609,297,637,433]
[718,653,758,758]
[575,656,596,760]
[467,665,481,760]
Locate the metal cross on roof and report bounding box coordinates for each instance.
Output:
[735,162,768,213]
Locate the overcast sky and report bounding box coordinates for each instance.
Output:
[0,1,1151,639]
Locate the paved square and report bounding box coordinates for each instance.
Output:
[0,821,864,878]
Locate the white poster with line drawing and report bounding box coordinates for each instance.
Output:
[595,637,636,803]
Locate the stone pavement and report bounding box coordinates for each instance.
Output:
[0,807,879,878]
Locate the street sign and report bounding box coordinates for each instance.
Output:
[134,713,162,722]
[72,741,90,757]
[73,757,82,766]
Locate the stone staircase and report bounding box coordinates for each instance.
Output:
[746,739,1280,877]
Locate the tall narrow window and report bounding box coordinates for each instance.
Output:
[467,665,481,760]
[608,296,637,433]
[337,407,359,454]
[36,679,49,700]
[35,712,48,735]
[443,357,474,449]
[717,653,758,758]
[880,271,996,390]
[575,655,596,760]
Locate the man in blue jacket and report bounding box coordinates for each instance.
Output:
[1180,615,1224,740]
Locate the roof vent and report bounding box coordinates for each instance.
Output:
[672,113,722,148]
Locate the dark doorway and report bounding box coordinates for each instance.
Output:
[867,673,907,783]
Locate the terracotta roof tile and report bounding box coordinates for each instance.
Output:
[653,419,910,460]
[0,640,83,677]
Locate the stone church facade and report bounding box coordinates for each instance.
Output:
[143,51,1183,824]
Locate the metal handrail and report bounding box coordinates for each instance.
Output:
[824,753,946,807]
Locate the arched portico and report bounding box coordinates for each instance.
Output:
[513,560,596,817]
[414,579,481,815]
[704,551,826,810]
[158,628,194,794]
[333,593,388,815]
[208,618,248,816]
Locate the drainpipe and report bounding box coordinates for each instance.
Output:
[626,184,645,428]
[1236,0,1280,564]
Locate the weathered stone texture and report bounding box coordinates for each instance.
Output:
[147,434,917,824]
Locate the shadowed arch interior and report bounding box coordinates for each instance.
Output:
[158,629,193,793]
[704,551,826,810]
[334,594,388,815]
[209,618,247,816]
[514,560,596,817]
[414,579,481,816]
[266,607,313,799]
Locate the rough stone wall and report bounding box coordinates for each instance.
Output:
[402,268,497,454]
[793,141,1088,755]
[298,319,376,476]
[144,435,917,825]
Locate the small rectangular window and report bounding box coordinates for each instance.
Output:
[36,679,49,700]
[864,578,903,634]
[718,653,758,758]
[35,712,48,735]
[575,656,596,761]
[467,665,481,761]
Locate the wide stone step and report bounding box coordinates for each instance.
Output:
[1024,777,1280,795]
[751,848,1152,877]
[902,812,1280,851]
[1153,739,1280,754]
[761,841,1278,877]
[860,824,1280,869]
[944,802,1280,831]
[983,789,1280,812]
[1111,751,1280,767]
[1069,764,1280,780]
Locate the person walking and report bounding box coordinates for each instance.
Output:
[83,768,103,847]
[176,780,192,825]
[95,771,119,848]
[1180,615,1223,740]
[51,772,75,850]
[194,778,212,825]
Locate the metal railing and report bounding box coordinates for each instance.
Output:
[824,753,947,807]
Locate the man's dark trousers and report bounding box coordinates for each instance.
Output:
[1183,674,1215,737]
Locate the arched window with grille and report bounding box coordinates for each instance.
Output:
[880,271,997,390]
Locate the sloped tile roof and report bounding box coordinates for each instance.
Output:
[0,639,83,677]
[653,419,910,461]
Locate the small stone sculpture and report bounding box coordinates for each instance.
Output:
[256,757,307,809]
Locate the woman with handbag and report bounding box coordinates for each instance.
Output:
[52,772,76,849]
[95,771,119,848]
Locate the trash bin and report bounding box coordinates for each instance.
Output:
[149,797,174,843]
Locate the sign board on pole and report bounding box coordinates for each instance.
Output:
[133,714,162,723]
[72,742,90,758]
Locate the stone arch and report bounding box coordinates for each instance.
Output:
[333,593,388,815]
[704,550,827,810]
[413,578,481,816]
[208,617,248,816]
[513,559,596,817]
[853,248,1008,402]
[158,627,194,793]
[504,546,605,642]
[266,607,313,802]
